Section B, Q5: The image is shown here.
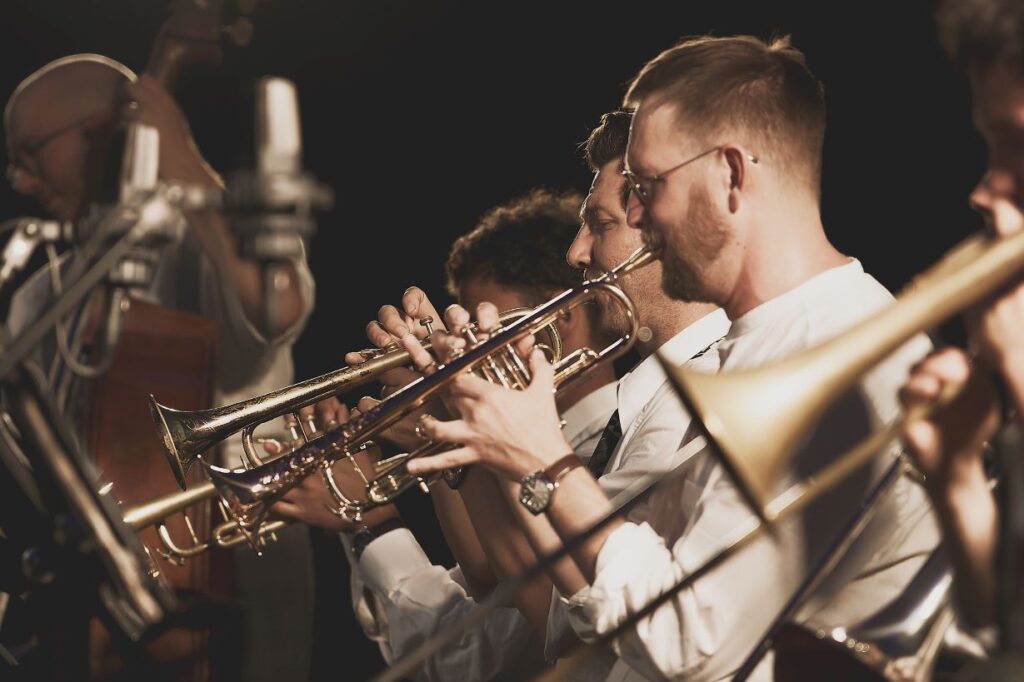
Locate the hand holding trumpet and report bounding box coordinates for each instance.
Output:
[268,396,401,533]
[403,301,573,482]
[346,286,451,451]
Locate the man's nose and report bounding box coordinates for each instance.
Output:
[567,226,592,270]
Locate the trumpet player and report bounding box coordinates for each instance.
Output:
[314,108,731,680]
[273,187,621,680]
[899,0,1024,646]
[407,34,941,681]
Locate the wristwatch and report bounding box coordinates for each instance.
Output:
[442,465,468,489]
[518,454,582,515]
[351,517,405,560]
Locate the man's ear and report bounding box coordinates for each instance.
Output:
[722,146,750,214]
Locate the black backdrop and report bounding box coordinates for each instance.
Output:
[0,0,988,679]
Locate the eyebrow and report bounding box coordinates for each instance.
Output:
[582,195,622,222]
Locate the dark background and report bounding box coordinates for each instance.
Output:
[0,0,987,679]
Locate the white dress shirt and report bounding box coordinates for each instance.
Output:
[565,260,940,682]
[544,309,731,676]
[343,380,618,681]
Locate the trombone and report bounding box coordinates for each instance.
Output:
[662,226,1024,522]
[205,246,654,550]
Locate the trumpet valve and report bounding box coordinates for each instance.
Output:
[419,316,435,335]
[417,477,430,494]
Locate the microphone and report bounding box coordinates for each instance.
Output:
[108,122,170,290]
[227,77,333,263]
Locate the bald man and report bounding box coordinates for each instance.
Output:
[3,54,317,682]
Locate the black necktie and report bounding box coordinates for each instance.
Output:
[585,337,722,478]
[587,409,621,477]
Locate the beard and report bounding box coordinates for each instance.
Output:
[659,183,729,302]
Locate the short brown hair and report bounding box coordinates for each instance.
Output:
[581,109,633,208]
[445,188,583,305]
[582,109,632,172]
[624,35,826,196]
[937,0,1024,73]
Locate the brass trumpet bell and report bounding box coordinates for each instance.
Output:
[149,346,413,490]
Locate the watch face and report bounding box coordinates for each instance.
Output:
[519,472,554,515]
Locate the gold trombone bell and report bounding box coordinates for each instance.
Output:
[662,226,1024,521]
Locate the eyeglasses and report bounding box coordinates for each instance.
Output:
[621,145,758,206]
[6,114,95,190]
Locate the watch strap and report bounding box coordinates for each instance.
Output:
[351,516,406,559]
[544,453,582,483]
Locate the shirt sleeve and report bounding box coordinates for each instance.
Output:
[350,529,546,681]
[565,447,938,681]
[563,472,784,682]
[544,384,706,667]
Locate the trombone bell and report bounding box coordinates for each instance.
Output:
[661,226,1024,521]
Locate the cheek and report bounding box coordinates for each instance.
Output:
[40,146,87,190]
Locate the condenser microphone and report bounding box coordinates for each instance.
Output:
[228,77,332,263]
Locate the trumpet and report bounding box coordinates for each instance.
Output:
[150,309,562,490]
[121,479,286,561]
[206,246,654,549]
[123,439,388,560]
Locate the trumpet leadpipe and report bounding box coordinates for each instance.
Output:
[123,480,217,530]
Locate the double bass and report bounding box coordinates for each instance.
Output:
[81,2,253,679]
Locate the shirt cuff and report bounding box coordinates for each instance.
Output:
[565,521,666,641]
[358,528,434,596]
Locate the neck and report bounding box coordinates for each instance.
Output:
[723,190,847,319]
[555,362,616,412]
[636,298,719,359]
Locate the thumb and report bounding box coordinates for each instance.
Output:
[527,348,555,394]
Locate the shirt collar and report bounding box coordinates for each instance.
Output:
[617,308,730,432]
